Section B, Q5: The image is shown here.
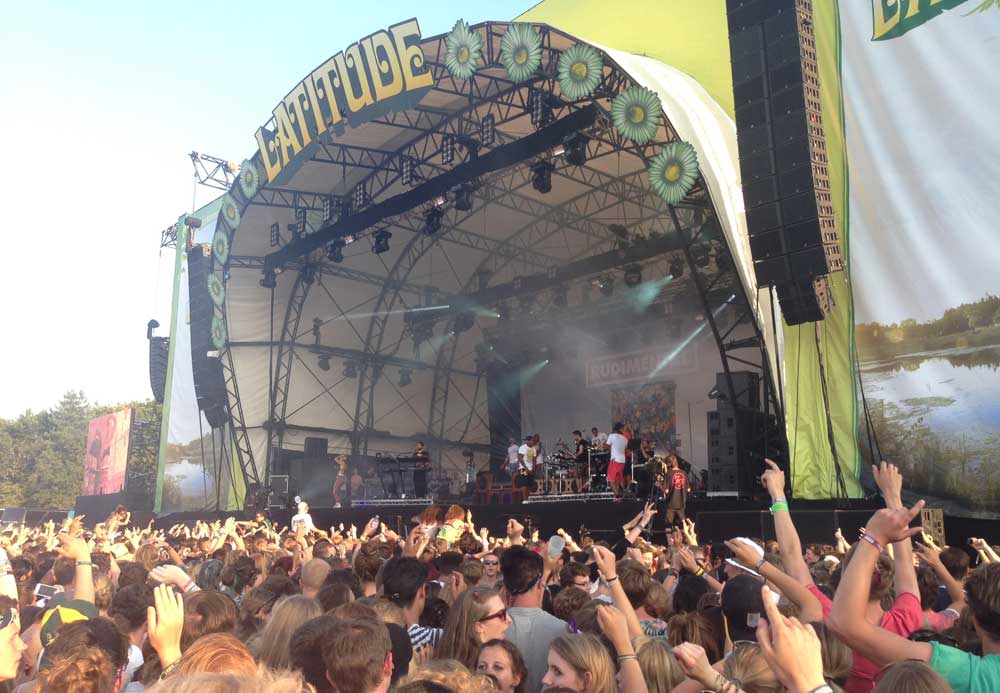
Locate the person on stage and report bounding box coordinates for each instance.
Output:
[505,438,519,482]
[413,441,430,498]
[605,423,629,502]
[572,430,588,491]
[332,454,348,508]
[590,426,607,448]
[516,434,540,494]
[661,454,689,528]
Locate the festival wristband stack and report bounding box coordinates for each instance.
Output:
[858,529,885,553]
[769,498,789,513]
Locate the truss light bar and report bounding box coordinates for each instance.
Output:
[295,208,307,235]
[480,113,495,146]
[353,183,369,210]
[322,197,333,222]
[442,134,455,164]
[401,156,414,186]
[270,223,280,247]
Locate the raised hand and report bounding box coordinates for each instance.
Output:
[149,564,192,589]
[592,545,617,581]
[673,642,717,688]
[724,539,763,571]
[595,604,631,654]
[756,585,826,693]
[147,584,184,669]
[507,519,524,539]
[864,500,925,547]
[761,458,785,499]
[55,533,91,562]
[872,461,903,509]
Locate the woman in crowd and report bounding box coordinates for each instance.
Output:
[252,595,322,670]
[436,586,510,670]
[476,638,527,693]
[542,632,616,692]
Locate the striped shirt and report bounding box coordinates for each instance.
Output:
[407,624,442,651]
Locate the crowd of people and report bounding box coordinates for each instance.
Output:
[1,460,999,692]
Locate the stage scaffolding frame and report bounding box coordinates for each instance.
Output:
[198,21,788,503]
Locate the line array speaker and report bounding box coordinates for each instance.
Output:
[187,245,229,428]
[726,0,842,325]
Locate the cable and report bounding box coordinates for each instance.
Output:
[813,323,850,503]
[854,341,882,464]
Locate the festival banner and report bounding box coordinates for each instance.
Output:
[842,0,1000,516]
[585,344,698,388]
[82,409,133,496]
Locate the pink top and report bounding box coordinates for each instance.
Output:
[844,592,924,693]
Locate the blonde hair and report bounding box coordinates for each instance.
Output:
[255,596,323,670]
[400,659,497,693]
[549,633,615,693]
[368,598,406,627]
[172,633,257,677]
[873,661,951,693]
[37,649,116,693]
[148,668,316,693]
[723,643,781,693]
[812,622,851,690]
[635,636,683,692]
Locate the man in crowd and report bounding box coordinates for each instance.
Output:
[380,556,441,652]
[322,618,393,693]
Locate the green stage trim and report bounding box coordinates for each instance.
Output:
[501,23,543,82]
[612,86,662,144]
[445,19,483,81]
[212,227,230,265]
[210,314,227,351]
[207,273,225,307]
[558,43,603,100]
[648,141,699,205]
[238,159,261,199]
[220,194,241,230]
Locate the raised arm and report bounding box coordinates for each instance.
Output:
[761,459,812,585]
[725,539,823,623]
[592,545,643,641]
[873,462,918,598]
[828,502,931,666]
[916,543,965,610]
[56,533,94,605]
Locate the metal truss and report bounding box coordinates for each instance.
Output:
[190,151,238,191]
[161,223,178,249]
[220,336,259,486]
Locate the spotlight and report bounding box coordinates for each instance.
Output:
[423,207,444,235]
[398,368,412,387]
[497,303,510,324]
[480,113,495,147]
[623,264,643,287]
[295,208,307,235]
[317,355,331,371]
[322,196,333,222]
[531,161,554,194]
[327,239,345,263]
[563,132,589,166]
[260,270,277,289]
[270,222,280,247]
[352,183,369,210]
[400,155,415,186]
[442,134,455,164]
[343,360,359,378]
[715,246,732,270]
[597,276,614,297]
[530,88,552,128]
[454,184,474,211]
[372,228,392,254]
[312,317,322,347]
[668,256,685,278]
[288,222,300,240]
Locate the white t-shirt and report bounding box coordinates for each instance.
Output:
[592,432,608,447]
[290,512,317,533]
[517,443,537,471]
[607,433,628,464]
[507,444,519,469]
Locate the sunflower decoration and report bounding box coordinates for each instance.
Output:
[557,43,604,101]
[444,19,483,81]
[612,87,662,145]
[220,194,241,230]
[648,141,699,205]
[501,23,543,83]
[238,158,261,199]
[210,314,227,351]
[212,227,231,265]
[207,273,225,308]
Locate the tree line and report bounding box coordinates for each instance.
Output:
[857,293,1000,346]
[0,391,161,510]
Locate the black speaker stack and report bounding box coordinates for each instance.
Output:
[707,371,782,497]
[187,245,229,428]
[726,0,843,325]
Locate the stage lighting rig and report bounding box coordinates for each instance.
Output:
[623,264,643,287]
[312,317,322,347]
[317,354,331,371]
[423,206,444,235]
[442,134,455,164]
[454,182,476,211]
[400,155,415,186]
[372,228,392,254]
[692,244,711,268]
[343,360,359,378]
[668,255,685,278]
[530,88,553,128]
[295,208,307,236]
[270,223,281,248]
[531,161,554,193]
[454,312,475,334]
[327,238,345,263]
[352,182,370,210]
[596,275,614,297]
[398,367,412,387]
[480,113,495,146]
[563,132,589,166]
[260,270,277,289]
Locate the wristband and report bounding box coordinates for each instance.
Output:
[616,654,637,663]
[806,686,834,693]
[754,557,766,572]
[858,529,884,554]
[694,567,705,577]
[606,575,619,583]
[769,501,789,513]
[75,561,94,567]
[771,498,787,505]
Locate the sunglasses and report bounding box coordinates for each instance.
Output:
[483,560,499,566]
[479,607,508,623]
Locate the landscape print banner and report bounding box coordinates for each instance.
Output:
[843,1,1000,515]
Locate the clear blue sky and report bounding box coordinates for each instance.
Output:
[0,0,538,418]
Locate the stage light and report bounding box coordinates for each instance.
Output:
[260,270,277,289]
[497,303,510,324]
[398,367,412,387]
[352,183,368,210]
[327,239,345,263]
[322,197,333,222]
[400,155,414,186]
[423,207,444,235]
[455,312,475,333]
[454,184,474,211]
[312,317,322,346]
[343,360,358,378]
[563,132,589,166]
[623,264,643,287]
[270,223,280,247]
[372,228,392,254]
[531,161,554,194]
[480,113,495,146]
[530,88,552,128]
[668,256,685,278]
[317,354,331,371]
[442,134,455,164]
[295,208,307,235]
[597,275,614,297]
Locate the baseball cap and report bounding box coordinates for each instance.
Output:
[40,600,98,648]
[721,574,765,643]
[725,537,765,578]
